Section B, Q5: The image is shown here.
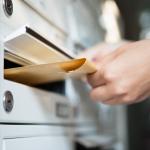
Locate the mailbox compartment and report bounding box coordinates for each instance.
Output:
[1,125,74,150]
[3,136,73,150]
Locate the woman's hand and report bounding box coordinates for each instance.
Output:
[81,42,128,63]
[87,40,150,105]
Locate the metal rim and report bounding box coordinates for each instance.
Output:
[2,0,13,17]
[3,91,14,113]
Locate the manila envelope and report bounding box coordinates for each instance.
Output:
[4,58,96,85]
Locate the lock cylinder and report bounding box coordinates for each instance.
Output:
[3,0,13,16]
[3,91,14,113]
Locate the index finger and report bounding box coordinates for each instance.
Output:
[87,70,106,88]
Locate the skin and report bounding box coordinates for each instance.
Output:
[87,40,150,105]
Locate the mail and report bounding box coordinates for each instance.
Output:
[4,26,96,85]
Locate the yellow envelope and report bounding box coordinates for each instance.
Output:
[4,26,97,85]
[4,58,96,85]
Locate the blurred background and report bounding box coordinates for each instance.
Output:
[64,0,150,150]
[65,0,150,150]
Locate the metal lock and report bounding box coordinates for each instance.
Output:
[3,0,13,16]
[3,91,14,113]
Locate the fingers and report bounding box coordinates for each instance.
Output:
[102,96,126,105]
[90,84,117,102]
[87,47,131,105]
[87,49,121,88]
[87,71,106,88]
[103,96,141,105]
[87,41,150,105]
[87,51,119,88]
[96,91,150,105]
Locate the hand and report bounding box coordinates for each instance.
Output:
[79,42,126,82]
[80,42,128,63]
[87,40,150,105]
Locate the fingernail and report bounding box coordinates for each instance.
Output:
[92,57,97,62]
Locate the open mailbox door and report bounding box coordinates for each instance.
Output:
[4,26,96,85]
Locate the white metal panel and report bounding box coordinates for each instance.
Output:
[0,80,74,124]
[0,125,73,138]
[23,0,70,33]
[3,136,73,150]
[0,0,67,46]
[0,125,74,150]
